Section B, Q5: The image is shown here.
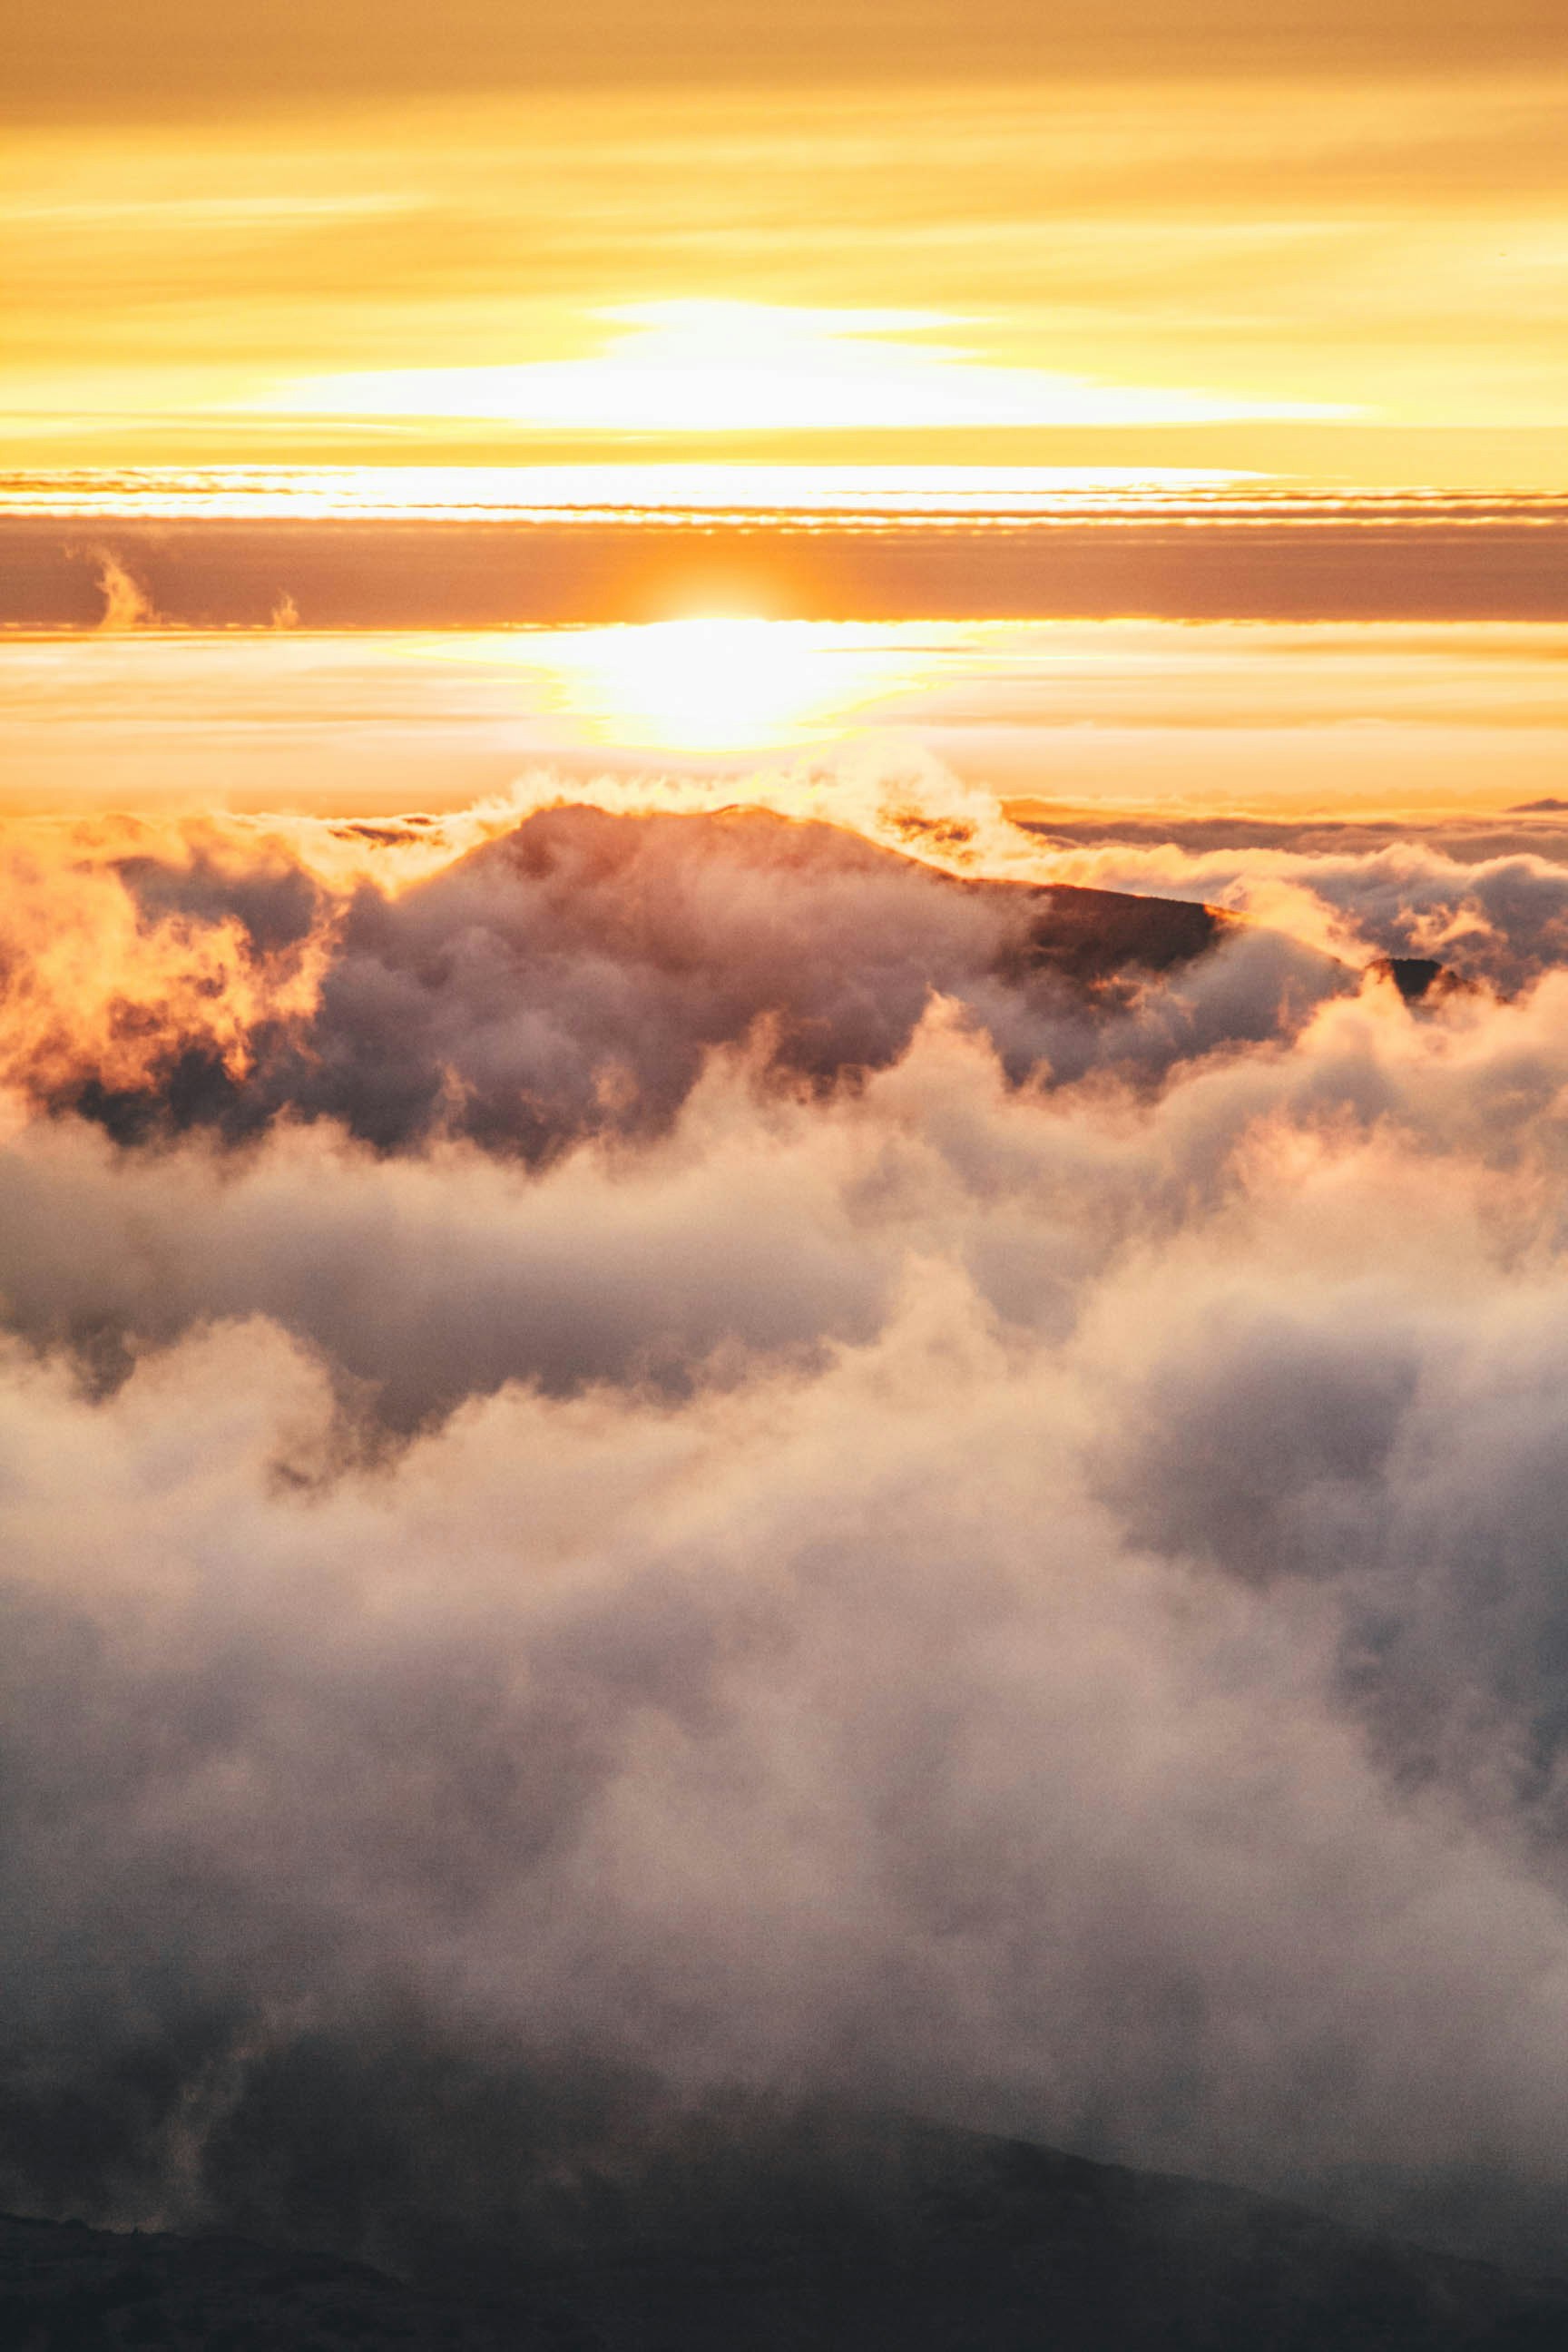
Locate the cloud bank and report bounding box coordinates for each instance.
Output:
[9,499,1568,630]
[8,781,1568,2272]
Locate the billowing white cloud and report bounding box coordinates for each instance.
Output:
[8,788,1568,2269]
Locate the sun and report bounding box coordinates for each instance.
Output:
[414,618,932,755]
[546,617,940,752]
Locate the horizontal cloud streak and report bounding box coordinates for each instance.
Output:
[7,496,1568,628]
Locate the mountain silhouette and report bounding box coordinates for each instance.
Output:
[7,2117,1567,2350]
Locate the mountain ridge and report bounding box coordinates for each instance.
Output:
[8,2117,1568,2350]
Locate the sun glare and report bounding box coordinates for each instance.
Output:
[533,617,932,753]
[416,618,932,754]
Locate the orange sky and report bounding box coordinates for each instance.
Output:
[4,3,1566,481]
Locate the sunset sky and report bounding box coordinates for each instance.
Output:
[6,0,1565,483]
[17,0,1568,2311]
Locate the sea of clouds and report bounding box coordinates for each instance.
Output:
[8,770,1568,2271]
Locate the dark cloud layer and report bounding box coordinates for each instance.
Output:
[11,796,1568,2278]
[8,507,1568,628]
